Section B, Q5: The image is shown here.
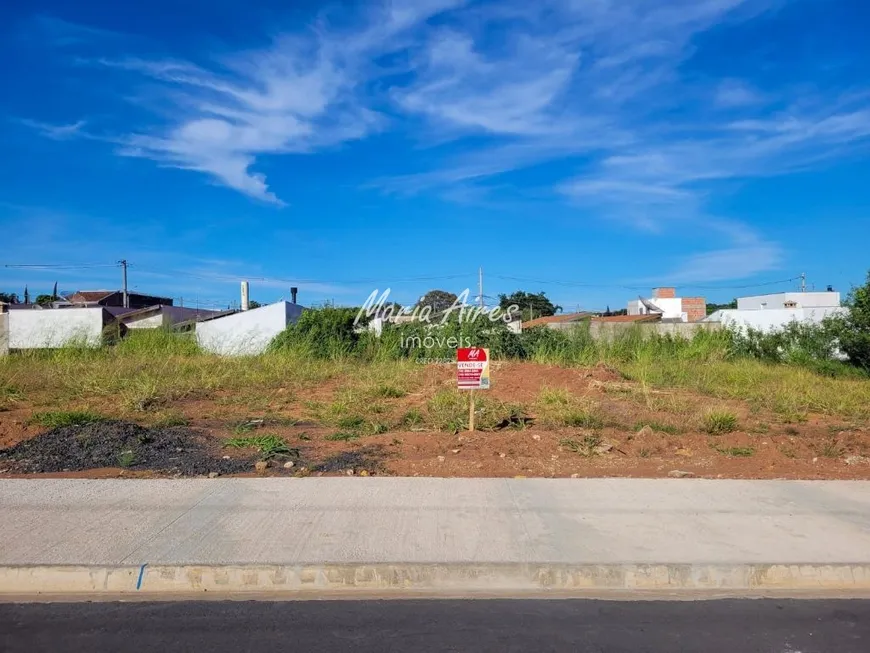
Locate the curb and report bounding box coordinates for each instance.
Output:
[2,563,870,595]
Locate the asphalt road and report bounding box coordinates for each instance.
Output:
[1,599,868,652]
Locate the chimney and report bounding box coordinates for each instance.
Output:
[290,287,298,304]
[240,281,250,311]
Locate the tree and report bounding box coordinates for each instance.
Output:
[23,286,30,304]
[0,292,19,304]
[831,271,870,370]
[248,300,263,309]
[707,299,737,315]
[52,281,58,300]
[498,290,561,322]
[35,294,55,305]
[416,290,458,314]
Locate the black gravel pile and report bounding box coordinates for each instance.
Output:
[311,446,388,474]
[0,421,256,476]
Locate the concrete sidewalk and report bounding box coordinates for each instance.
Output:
[2,478,870,595]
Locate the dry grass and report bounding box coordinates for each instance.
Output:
[621,358,870,421]
[535,387,604,429]
[2,330,869,441]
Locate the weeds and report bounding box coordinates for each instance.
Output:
[401,408,425,429]
[426,390,468,433]
[232,420,262,435]
[560,435,604,457]
[634,420,681,435]
[372,384,407,399]
[535,389,603,429]
[30,410,106,429]
[117,450,136,467]
[816,438,847,459]
[0,382,21,411]
[426,389,530,433]
[337,415,366,430]
[325,431,360,442]
[701,410,738,434]
[712,445,755,457]
[223,434,298,460]
[152,412,190,428]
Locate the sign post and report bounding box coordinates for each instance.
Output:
[457,348,490,432]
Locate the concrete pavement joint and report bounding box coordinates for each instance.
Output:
[117,485,219,565]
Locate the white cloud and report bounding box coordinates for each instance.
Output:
[21,15,126,47]
[20,0,870,287]
[18,119,88,140]
[394,31,579,135]
[41,1,464,205]
[715,79,766,107]
[658,240,783,283]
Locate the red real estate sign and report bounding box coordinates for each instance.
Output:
[456,347,490,390]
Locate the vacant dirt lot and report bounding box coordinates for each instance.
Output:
[1,362,868,479]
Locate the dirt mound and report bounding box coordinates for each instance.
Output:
[0,421,255,476]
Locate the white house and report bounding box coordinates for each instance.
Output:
[736,291,841,311]
[119,305,226,330]
[195,301,305,356]
[627,288,707,323]
[706,291,846,332]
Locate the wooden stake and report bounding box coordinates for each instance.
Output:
[469,390,476,432]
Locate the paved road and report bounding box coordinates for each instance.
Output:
[1,599,868,652]
[3,478,870,565]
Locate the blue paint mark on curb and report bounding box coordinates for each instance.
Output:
[136,564,148,590]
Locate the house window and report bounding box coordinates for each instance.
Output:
[784,301,798,308]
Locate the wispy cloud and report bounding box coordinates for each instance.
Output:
[26,1,464,205]
[17,118,88,140]
[715,79,766,108]
[20,15,126,47]
[18,0,870,283]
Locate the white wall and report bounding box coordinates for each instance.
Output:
[627,297,685,320]
[711,307,848,332]
[8,308,107,348]
[737,292,841,311]
[125,313,165,329]
[195,301,305,356]
[0,312,8,356]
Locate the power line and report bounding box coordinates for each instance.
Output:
[490,274,802,292]
[131,266,473,286]
[2,263,120,270]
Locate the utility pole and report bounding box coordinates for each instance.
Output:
[478,267,484,309]
[119,260,129,308]
[800,272,807,293]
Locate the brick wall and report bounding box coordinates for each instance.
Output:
[653,287,676,299]
[681,297,707,323]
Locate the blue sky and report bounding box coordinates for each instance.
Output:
[2,0,869,311]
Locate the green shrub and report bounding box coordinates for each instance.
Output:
[828,271,870,371]
[701,410,738,434]
[30,410,106,428]
[560,435,604,456]
[712,445,754,457]
[223,434,298,460]
[269,307,363,359]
